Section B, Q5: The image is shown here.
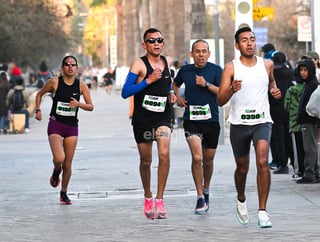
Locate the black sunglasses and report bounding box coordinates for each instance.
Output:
[145,37,164,44]
[63,62,77,67]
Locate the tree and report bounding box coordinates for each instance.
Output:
[0,0,77,70]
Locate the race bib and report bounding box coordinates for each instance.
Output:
[142,95,167,112]
[240,108,265,123]
[189,104,212,120]
[56,101,76,116]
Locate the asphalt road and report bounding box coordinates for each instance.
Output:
[0,87,319,242]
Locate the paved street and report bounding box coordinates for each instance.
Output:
[0,87,319,242]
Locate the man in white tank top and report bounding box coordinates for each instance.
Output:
[217,26,281,228]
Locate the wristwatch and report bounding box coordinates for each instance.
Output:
[205,82,211,88]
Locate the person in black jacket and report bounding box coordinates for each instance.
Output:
[269,52,294,174]
[296,59,319,183]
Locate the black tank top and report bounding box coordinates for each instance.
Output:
[132,55,172,128]
[50,76,80,126]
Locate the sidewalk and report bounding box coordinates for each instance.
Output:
[0,88,319,242]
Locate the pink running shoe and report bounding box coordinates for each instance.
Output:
[144,197,154,220]
[155,199,168,219]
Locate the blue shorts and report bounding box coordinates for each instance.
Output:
[230,122,272,157]
[183,120,220,149]
[47,116,78,138]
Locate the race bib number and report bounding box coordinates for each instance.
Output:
[56,101,76,116]
[142,95,167,112]
[189,104,211,120]
[240,108,265,123]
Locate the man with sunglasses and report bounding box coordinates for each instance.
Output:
[121,28,176,220]
[173,39,222,215]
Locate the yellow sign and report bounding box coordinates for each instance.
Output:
[253,7,274,21]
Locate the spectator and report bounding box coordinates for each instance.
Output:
[302,51,320,79]
[269,52,294,174]
[0,63,10,80]
[284,65,305,178]
[296,59,320,184]
[261,43,276,60]
[0,72,10,134]
[6,77,30,133]
[9,64,23,89]
[35,61,53,89]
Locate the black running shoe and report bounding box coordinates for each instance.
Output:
[60,191,72,205]
[50,166,61,188]
[204,193,209,212]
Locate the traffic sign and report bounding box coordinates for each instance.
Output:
[253,27,268,47]
[253,7,274,21]
[297,16,312,42]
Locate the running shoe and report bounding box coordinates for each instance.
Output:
[60,191,72,205]
[258,210,272,228]
[204,193,209,212]
[143,197,154,220]
[236,199,249,225]
[50,166,61,188]
[268,161,278,170]
[195,197,206,215]
[155,199,168,219]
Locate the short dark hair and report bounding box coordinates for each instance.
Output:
[261,43,275,53]
[272,51,286,64]
[0,63,8,71]
[191,39,209,52]
[143,28,162,41]
[61,55,78,67]
[0,72,7,81]
[234,26,254,43]
[16,77,24,85]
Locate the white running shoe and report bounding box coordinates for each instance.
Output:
[236,200,249,225]
[258,210,272,228]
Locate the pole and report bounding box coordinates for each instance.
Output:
[213,0,224,145]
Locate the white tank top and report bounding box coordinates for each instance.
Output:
[228,56,273,125]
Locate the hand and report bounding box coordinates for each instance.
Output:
[147,67,163,84]
[231,79,242,93]
[176,95,187,107]
[169,93,177,104]
[195,75,206,87]
[35,111,42,121]
[70,97,79,107]
[270,88,281,99]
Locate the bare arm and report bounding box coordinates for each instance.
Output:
[172,82,186,107]
[70,81,94,111]
[217,62,236,106]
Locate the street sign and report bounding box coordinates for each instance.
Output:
[253,7,274,21]
[253,27,268,47]
[297,16,312,42]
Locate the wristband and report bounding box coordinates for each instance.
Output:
[35,109,41,113]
